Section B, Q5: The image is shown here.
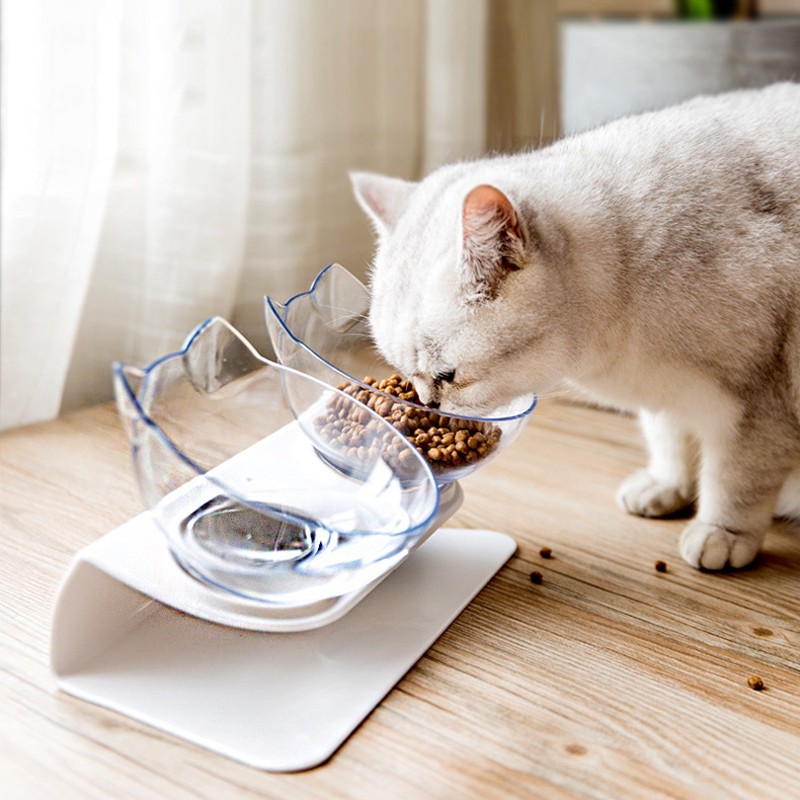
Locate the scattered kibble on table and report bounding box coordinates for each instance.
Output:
[529,571,543,585]
[655,560,668,573]
[747,675,765,691]
[539,547,553,559]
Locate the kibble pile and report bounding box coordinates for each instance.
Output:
[314,374,502,473]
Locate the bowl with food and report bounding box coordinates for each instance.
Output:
[265,263,536,484]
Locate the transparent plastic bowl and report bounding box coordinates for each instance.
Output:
[113,317,439,606]
[265,263,536,484]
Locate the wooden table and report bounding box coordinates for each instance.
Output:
[2,400,798,799]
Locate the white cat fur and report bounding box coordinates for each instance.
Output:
[352,83,800,571]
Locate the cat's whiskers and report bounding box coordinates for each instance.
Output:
[527,365,595,403]
[311,302,370,330]
[538,105,546,149]
[530,384,583,402]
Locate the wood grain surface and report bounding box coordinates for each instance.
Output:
[1,399,798,800]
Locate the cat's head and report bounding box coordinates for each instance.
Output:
[351,168,569,414]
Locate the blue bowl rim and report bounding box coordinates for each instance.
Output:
[112,315,441,535]
[265,263,538,425]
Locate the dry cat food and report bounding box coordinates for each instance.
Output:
[539,547,553,559]
[529,570,543,585]
[747,675,765,691]
[316,374,502,472]
[655,560,668,573]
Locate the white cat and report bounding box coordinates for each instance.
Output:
[351,82,800,571]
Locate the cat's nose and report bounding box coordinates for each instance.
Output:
[413,380,439,406]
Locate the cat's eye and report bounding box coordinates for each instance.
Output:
[436,369,456,384]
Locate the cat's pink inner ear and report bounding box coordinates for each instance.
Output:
[462,184,520,242]
[460,184,524,302]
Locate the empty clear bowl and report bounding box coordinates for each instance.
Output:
[113,317,439,606]
[265,264,536,484]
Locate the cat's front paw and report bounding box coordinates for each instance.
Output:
[679,521,761,570]
[616,470,693,518]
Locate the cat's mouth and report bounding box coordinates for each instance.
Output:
[389,371,519,418]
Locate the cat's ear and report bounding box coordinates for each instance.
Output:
[350,172,417,237]
[460,184,525,303]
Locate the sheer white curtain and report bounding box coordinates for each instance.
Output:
[1,0,557,431]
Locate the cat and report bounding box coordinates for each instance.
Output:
[351,82,800,571]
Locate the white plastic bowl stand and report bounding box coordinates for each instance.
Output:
[51,469,516,771]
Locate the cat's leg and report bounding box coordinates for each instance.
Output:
[679,417,798,570]
[775,467,800,521]
[617,409,696,518]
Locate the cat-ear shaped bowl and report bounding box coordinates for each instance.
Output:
[112,317,439,606]
[265,264,537,485]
